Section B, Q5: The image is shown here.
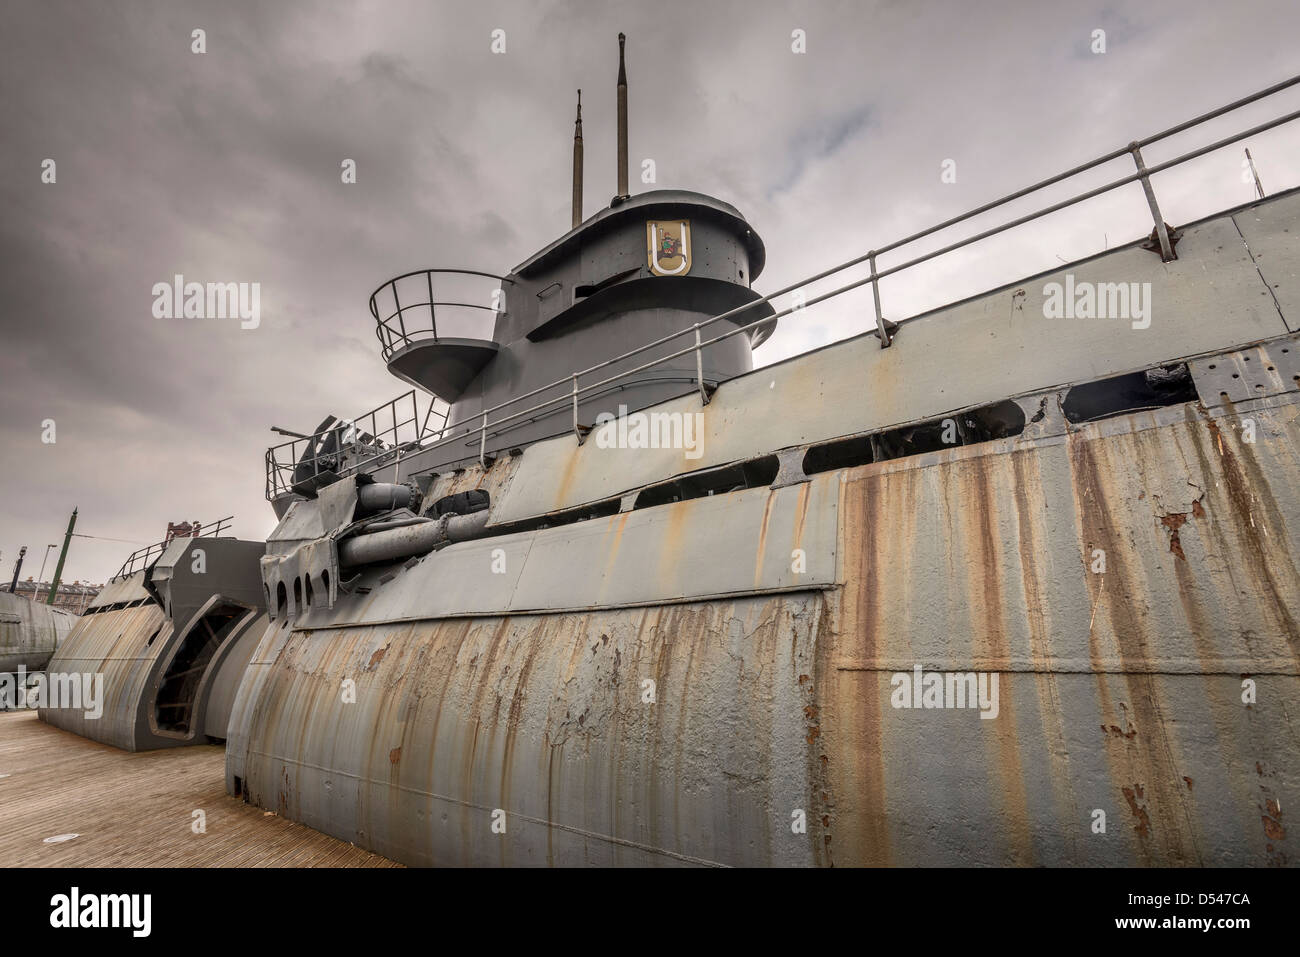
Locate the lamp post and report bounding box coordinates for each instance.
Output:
[37,544,57,600]
[46,508,77,606]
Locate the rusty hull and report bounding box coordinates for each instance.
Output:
[826,401,1299,866]
[228,393,1298,866]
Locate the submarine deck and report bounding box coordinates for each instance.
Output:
[0,712,398,867]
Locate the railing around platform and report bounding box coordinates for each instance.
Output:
[370,269,513,360]
[265,390,447,500]
[344,74,1299,473]
[114,516,233,580]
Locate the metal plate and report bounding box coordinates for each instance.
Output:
[1189,334,1300,407]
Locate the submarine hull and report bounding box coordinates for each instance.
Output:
[227,394,1300,866]
[0,590,76,674]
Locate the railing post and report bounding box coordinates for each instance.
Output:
[478,412,488,468]
[418,394,434,440]
[426,270,438,340]
[868,251,893,348]
[1129,142,1176,262]
[572,373,585,444]
[694,323,710,405]
[393,283,406,342]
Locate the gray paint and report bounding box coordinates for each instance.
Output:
[0,590,76,674]
[39,538,269,750]
[376,191,776,470]
[485,190,1300,526]
[226,187,1300,865]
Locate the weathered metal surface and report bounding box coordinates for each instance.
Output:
[227,593,825,866]
[225,160,1300,868]
[0,590,76,673]
[824,400,1299,866]
[40,539,269,751]
[86,573,149,609]
[487,193,1298,526]
[228,391,1299,866]
[1189,334,1300,408]
[286,476,837,629]
[1233,191,1300,330]
[38,574,174,748]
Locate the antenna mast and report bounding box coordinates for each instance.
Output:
[572,90,584,228]
[615,33,629,202]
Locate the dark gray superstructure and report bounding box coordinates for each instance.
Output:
[369,189,774,474]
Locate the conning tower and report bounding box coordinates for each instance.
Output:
[367,35,775,470]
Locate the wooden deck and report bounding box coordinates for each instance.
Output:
[0,711,399,867]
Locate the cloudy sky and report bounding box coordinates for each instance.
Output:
[1,0,1297,586]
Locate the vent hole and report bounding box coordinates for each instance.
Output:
[1062,364,1197,424]
[803,435,874,474]
[428,489,490,518]
[633,456,780,510]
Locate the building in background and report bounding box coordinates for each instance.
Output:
[9,579,100,616]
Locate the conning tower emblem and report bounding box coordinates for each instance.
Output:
[647,220,691,275]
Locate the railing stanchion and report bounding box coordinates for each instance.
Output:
[393,284,406,341]
[312,79,1294,488]
[1130,143,1176,262]
[869,252,892,348]
[478,412,488,469]
[694,323,710,405]
[419,394,434,441]
[426,271,437,340]
[572,374,585,444]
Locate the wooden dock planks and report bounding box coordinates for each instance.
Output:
[0,711,399,867]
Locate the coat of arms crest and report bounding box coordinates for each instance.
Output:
[646,221,692,276]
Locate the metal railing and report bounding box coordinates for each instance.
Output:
[113,517,233,580]
[370,268,514,359]
[334,74,1298,475]
[265,390,447,499]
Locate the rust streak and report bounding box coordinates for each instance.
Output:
[1121,784,1152,838]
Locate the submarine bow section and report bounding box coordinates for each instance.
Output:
[39,536,269,751]
[0,590,76,673]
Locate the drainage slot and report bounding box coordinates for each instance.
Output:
[802,400,1025,474]
[633,455,780,509]
[875,400,1025,461]
[1062,364,1197,424]
[488,497,623,536]
[427,489,490,518]
[803,435,874,475]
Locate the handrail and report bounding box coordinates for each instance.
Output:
[113,516,234,580]
[369,268,514,360]
[339,74,1299,475]
[265,390,447,500]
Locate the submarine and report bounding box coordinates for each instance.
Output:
[2,539,79,685]
[222,42,1300,866]
[0,591,75,677]
[13,35,1297,868]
